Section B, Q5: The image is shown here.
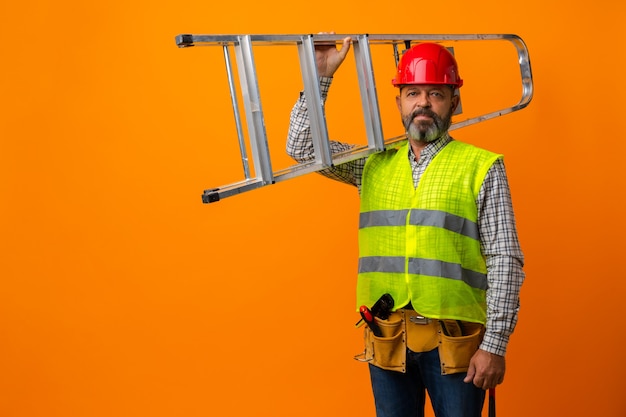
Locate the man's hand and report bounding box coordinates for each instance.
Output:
[463,349,506,390]
[315,32,351,78]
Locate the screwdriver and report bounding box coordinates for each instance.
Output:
[355,294,394,328]
[360,305,383,337]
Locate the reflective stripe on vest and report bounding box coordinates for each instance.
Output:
[360,209,480,241]
[356,140,502,323]
[359,256,488,290]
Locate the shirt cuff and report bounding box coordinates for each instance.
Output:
[299,77,333,102]
[319,76,333,97]
[479,332,508,357]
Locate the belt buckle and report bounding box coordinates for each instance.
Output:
[409,315,430,325]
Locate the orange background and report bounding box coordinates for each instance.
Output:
[1,1,625,416]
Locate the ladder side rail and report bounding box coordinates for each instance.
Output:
[203,178,265,202]
[223,44,251,179]
[178,33,528,48]
[366,33,518,44]
[297,35,334,168]
[352,34,386,153]
[212,143,369,201]
[210,142,386,201]
[446,35,533,131]
[275,135,408,183]
[510,35,534,109]
[234,35,274,185]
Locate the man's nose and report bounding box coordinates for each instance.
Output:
[415,92,431,108]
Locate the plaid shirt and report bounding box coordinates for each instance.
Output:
[287,77,525,356]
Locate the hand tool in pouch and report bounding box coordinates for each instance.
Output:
[359,306,383,337]
[355,294,394,328]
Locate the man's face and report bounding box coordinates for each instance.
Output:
[396,85,459,143]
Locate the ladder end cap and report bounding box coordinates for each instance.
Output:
[177,34,195,48]
[202,188,221,204]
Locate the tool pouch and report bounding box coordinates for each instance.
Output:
[359,314,407,373]
[437,320,485,375]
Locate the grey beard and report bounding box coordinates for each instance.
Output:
[403,110,452,143]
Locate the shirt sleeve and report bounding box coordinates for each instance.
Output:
[476,159,525,356]
[286,76,365,188]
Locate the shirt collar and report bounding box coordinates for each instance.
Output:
[408,133,452,161]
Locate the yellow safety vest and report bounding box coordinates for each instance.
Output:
[357,140,502,324]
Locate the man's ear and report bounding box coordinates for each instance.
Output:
[396,94,402,112]
[451,94,460,113]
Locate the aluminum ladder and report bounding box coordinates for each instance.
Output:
[174,33,533,203]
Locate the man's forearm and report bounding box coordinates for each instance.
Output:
[478,161,525,356]
[286,78,333,162]
[481,254,524,356]
[286,77,363,188]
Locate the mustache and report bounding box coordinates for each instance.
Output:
[403,108,441,132]
[410,108,438,119]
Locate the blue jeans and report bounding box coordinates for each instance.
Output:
[369,348,485,417]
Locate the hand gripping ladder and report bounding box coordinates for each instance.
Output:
[174,33,533,203]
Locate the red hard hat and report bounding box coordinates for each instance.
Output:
[391,43,463,88]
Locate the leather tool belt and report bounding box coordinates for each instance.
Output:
[355,309,484,375]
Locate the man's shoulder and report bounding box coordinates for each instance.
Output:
[445,139,502,160]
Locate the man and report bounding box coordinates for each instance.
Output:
[286,36,525,417]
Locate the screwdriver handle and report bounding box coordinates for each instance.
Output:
[360,306,383,337]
